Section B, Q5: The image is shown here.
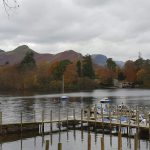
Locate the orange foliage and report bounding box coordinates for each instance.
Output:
[96,67,113,83]
[124,60,137,82]
[64,63,78,84]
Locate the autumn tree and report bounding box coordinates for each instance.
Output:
[63,63,78,90]
[96,67,113,86]
[35,62,51,90]
[124,60,137,82]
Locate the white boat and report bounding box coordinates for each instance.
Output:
[60,95,69,100]
[100,97,111,103]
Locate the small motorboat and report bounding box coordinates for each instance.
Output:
[100,97,111,103]
[60,95,69,100]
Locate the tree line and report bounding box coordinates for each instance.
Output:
[0,51,149,92]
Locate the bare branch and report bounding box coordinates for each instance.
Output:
[2,0,19,16]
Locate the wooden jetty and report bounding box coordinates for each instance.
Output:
[0,105,150,139]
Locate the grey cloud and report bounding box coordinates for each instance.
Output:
[0,0,150,60]
[74,0,112,8]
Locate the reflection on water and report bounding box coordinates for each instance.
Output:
[0,130,150,150]
[0,89,150,150]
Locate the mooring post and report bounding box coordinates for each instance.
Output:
[67,108,68,129]
[42,110,44,133]
[137,110,139,132]
[87,107,90,127]
[148,113,150,137]
[58,142,62,150]
[119,109,121,132]
[136,106,138,125]
[33,111,36,123]
[101,107,104,128]
[118,131,122,150]
[73,108,75,126]
[94,104,97,128]
[59,109,61,131]
[21,112,23,133]
[117,105,119,123]
[0,112,2,134]
[81,109,83,128]
[128,107,131,136]
[109,104,112,129]
[88,133,91,150]
[50,110,52,132]
[45,140,49,150]
[101,136,104,150]
[134,133,138,150]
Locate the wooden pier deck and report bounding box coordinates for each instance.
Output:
[0,105,150,138]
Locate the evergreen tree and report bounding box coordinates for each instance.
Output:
[20,51,36,71]
[82,55,95,78]
[52,59,71,80]
[106,58,116,71]
[76,60,82,77]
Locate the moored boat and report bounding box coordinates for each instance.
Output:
[100,97,111,103]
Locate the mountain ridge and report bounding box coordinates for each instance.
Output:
[0,45,124,67]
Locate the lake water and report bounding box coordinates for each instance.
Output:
[0,88,150,150]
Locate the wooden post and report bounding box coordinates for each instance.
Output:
[50,110,52,132]
[0,112,2,134]
[128,107,131,136]
[118,131,122,150]
[119,109,121,132]
[134,133,138,150]
[87,107,90,127]
[94,105,97,128]
[67,108,68,128]
[21,112,23,133]
[109,104,111,129]
[45,140,49,150]
[59,109,61,131]
[88,133,91,150]
[42,110,44,133]
[33,111,36,123]
[136,106,138,125]
[73,109,75,127]
[81,109,83,128]
[101,137,104,150]
[58,143,62,150]
[137,110,139,134]
[148,113,150,137]
[101,107,104,128]
[117,105,119,123]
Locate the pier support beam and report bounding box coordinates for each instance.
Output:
[88,133,91,150]
[0,112,2,135]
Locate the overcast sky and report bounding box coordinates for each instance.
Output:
[0,0,150,61]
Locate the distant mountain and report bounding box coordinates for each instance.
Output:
[0,49,5,53]
[92,54,108,66]
[92,54,124,67]
[0,45,52,65]
[0,45,125,67]
[51,50,82,62]
[0,46,81,65]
